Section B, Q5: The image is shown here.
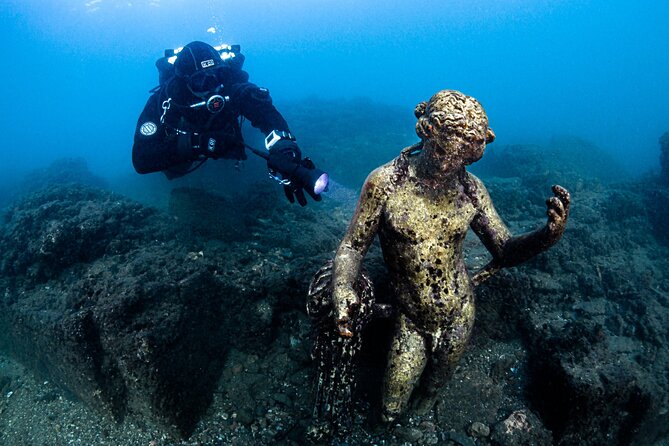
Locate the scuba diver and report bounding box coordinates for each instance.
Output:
[132,41,328,206]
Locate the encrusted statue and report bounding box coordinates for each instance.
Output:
[307,90,570,435]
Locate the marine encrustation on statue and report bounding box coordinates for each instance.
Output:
[307,90,570,433]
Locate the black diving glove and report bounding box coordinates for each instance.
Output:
[267,140,327,206]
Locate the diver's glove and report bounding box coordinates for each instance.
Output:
[267,139,328,206]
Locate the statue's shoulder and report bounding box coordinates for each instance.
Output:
[460,170,494,209]
[361,143,421,198]
[362,164,392,194]
[464,170,485,188]
[388,143,422,185]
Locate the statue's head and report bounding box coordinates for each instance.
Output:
[415,90,495,172]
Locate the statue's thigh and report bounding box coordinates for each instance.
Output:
[382,314,428,413]
[427,313,476,381]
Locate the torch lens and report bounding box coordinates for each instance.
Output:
[313,173,329,195]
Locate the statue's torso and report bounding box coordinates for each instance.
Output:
[379,176,477,332]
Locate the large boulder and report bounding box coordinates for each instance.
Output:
[19,158,107,192]
[0,185,234,436]
[0,157,106,217]
[0,185,169,281]
[0,246,228,435]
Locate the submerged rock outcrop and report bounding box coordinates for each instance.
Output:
[0,185,170,281]
[0,185,227,435]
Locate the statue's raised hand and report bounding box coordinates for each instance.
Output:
[546,185,570,240]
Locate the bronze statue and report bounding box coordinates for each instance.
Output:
[315,89,570,426]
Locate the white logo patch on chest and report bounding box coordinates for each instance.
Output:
[140,121,157,136]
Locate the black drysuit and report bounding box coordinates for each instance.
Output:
[132,66,290,177]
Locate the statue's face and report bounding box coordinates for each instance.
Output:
[415,90,495,174]
[424,130,487,171]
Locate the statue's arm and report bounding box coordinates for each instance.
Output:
[332,167,387,336]
[469,174,570,273]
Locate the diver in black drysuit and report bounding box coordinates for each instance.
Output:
[132,41,327,205]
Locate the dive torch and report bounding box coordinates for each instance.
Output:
[244,143,329,197]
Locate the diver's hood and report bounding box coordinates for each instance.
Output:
[174,41,223,78]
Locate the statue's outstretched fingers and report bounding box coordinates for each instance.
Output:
[552,185,571,207]
[546,196,565,218]
[547,208,560,222]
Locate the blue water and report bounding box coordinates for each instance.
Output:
[1,0,668,179]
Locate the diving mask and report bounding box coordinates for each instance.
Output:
[186,68,228,113]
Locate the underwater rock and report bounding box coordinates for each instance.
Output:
[395,425,424,443]
[660,132,669,183]
[523,313,666,446]
[0,158,107,226]
[467,421,490,438]
[0,243,230,437]
[0,184,241,436]
[490,409,552,446]
[20,158,107,192]
[0,184,173,282]
[644,185,669,247]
